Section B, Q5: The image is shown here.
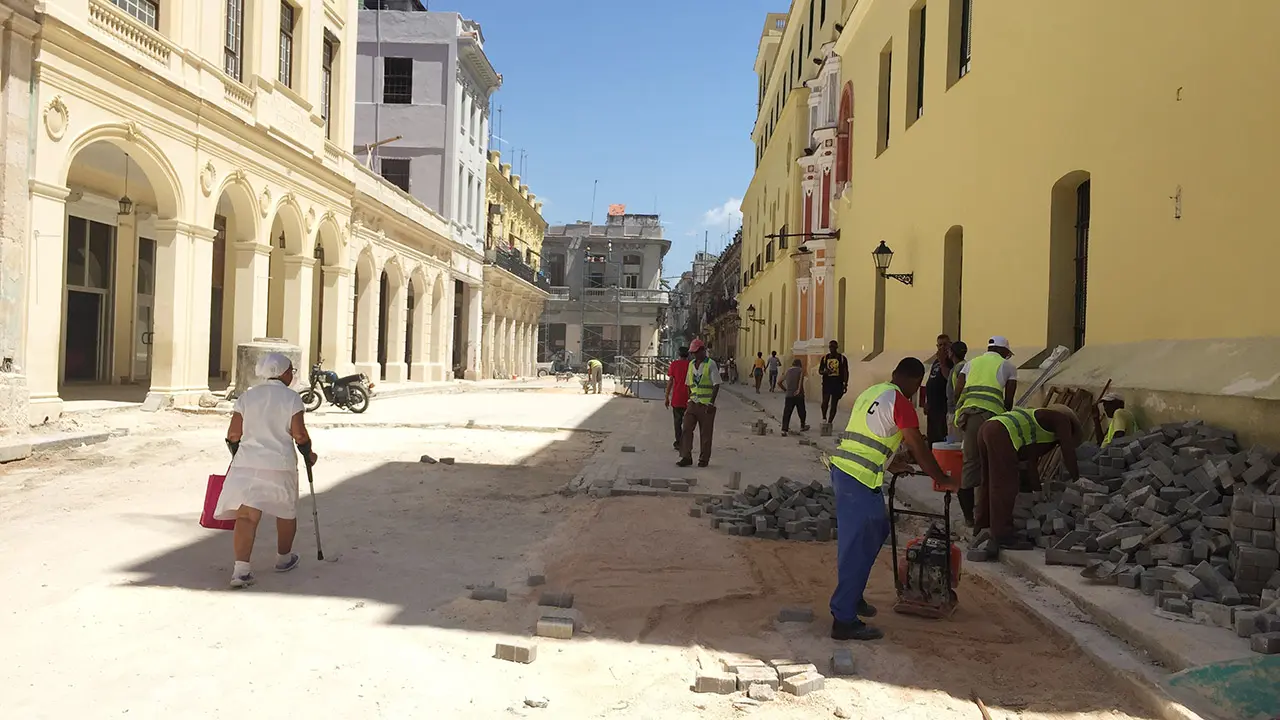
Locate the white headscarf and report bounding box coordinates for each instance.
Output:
[256,352,292,380]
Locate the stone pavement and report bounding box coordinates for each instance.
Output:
[569,382,831,498]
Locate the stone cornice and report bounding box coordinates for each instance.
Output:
[29,180,70,201]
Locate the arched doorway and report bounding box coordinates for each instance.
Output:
[431,275,447,380]
[352,248,379,378]
[943,225,963,340]
[377,270,390,380]
[377,259,408,382]
[1049,172,1091,351]
[210,177,258,385]
[836,82,853,188]
[56,138,179,402]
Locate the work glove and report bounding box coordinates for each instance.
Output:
[225,439,239,457]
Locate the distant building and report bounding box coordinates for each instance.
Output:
[697,230,742,363]
[538,214,671,364]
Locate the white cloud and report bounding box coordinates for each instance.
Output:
[684,230,699,237]
[702,198,743,228]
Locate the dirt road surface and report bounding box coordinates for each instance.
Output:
[0,388,1155,719]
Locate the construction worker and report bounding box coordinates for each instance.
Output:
[945,341,969,441]
[973,405,1083,559]
[586,357,604,394]
[678,339,720,467]
[829,357,954,642]
[951,336,1017,527]
[1100,392,1138,447]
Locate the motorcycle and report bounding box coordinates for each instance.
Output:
[300,363,371,414]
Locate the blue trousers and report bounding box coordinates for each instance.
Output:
[829,465,890,624]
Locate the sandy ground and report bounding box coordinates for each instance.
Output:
[0,390,1155,719]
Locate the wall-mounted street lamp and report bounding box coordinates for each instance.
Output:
[117,153,134,216]
[741,304,767,332]
[872,241,914,286]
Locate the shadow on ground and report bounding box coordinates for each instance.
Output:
[121,390,1155,719]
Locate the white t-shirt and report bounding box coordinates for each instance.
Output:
[863,386,921,439]
[231,380,305,471]
[959,352,1017,388]
[689,359,722,403]
[765,356,781,372]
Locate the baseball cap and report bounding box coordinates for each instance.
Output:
[988,336,1011,350]
[689,339,705,352]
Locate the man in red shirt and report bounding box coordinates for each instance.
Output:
[665,346,692,450]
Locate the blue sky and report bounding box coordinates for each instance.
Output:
[441,0,774,279]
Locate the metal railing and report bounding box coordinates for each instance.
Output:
[579,288,669,304]
[488,246,551,292]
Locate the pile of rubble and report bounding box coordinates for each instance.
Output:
[690,475,837,541]
[1012,420,1280,654]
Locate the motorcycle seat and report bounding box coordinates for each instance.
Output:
[337,374,365,384]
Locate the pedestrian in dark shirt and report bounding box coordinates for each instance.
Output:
[818,340,849,425]
[780,358,810,436]
[922,334,953,444]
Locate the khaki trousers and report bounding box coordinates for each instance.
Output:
[680,402,717,463]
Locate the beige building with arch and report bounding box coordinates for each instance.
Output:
[21,0,486,426]
[742,0,1280,443]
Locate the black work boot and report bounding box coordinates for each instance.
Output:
[831,618,884,641]
[857,600,878,618]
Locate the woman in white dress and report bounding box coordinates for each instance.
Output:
[216,353,319,588]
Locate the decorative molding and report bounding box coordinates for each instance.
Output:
[199,161,216,196]
[43,96,69,141]
[124,121,141,143]
[259,187,271,217]
[29,180,72,202]
[306,207,316,232]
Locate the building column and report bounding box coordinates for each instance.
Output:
[463,284,482,380]
[148,220,216,407]
[481,311,495,379]
[231,241,272,382]
[354,268,381,380]
[521,321,532,376]
[320,266,353,376]
[24,182,69,424]
[282,256,316,371]
[410,285,431,382]
[494,315,506,377]
[506,318,517,378]
[384,279,409,383]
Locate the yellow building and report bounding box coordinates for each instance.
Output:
[745,1,1280,443]
[481,149,549,379]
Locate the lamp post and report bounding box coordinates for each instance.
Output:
[872,241,914,286]
[744,304,767,330]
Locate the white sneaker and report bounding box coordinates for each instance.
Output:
[275,553,300,572]
[229,572,256,589]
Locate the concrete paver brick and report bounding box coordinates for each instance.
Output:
[689,507,702,518]
[781,670,825,696]
[669,481,690,492]
[729,471,742,489]
[830,648,856,676]
[540,607,585,632]
[495,641,537,663]
[777,606,815,623]
[1162,597,1192,615]
[538,592,575,608]
[470,587,508,602]
[535,617,574,639]
[650,478,670,489]
[527,574,546,586]
[722,658,767,673]
[735,666,781,691]
[747,683,777,701]
[1250,631,1280,654]
[693,671,738,694]
[775,663,818,678]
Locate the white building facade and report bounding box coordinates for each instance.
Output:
[22,0,481,424]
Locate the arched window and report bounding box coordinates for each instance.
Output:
[835,83,853,185]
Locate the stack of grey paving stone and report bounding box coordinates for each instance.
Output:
[689,476,837,541]
[1019,420,1280,654]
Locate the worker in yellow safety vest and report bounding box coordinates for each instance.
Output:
[678,338,721,467]
[586,358,604,394]
[951,335,1018,527]
[973,405,1082,559]
[828,357,954,642]
[1099,392,1139,447]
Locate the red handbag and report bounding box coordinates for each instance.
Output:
[200,472,237,530]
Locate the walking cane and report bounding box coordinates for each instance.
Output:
[305,461,324,561]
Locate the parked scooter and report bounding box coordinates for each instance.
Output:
[300,362,371,414]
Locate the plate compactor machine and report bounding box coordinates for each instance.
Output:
[887,471,962,619]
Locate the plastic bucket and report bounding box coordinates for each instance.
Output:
[931,441,963,492]
[200,474,237,530]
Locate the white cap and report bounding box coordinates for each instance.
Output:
[256,352,293,379]
[1101,391,1123,403]
[988,336,1011,350]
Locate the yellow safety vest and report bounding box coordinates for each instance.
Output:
[956,353,1008,417]
[1103,408,1137,447]
[831,382,904,490]
[993,408,1056,452]
[687,360,715,404]
[587,359,602,370]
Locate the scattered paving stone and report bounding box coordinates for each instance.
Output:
[1251,631,1280,654]
[834,707,852,719]
[527,574,546,587]
[747,683,777,701]
[439,457,456,465]
[470,586,508,602]
[495,641,537,663]
[776,663,818,678]
[693,670,737,694]
[535,617,574,640]
[777,606,815,623]
[735,666,780,691]
[781,670,826,696]
[830,648,856,676]
[523,696,550,709]
[539,607,586,633]
[419,455,437,464]
[621,445,636,453]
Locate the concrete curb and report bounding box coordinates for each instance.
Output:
[32,429,128,454]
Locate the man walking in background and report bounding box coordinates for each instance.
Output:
[922,334,954,444]
[679,339,721,467]
[819,340,850,425]
[665,346,691,450]
[766,350,781,392]
[779,358,809,436]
